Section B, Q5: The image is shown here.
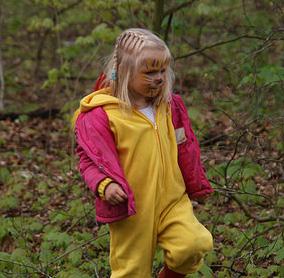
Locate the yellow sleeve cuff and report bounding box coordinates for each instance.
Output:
[98,178,113,200]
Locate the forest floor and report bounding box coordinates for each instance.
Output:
[0,100,283,277]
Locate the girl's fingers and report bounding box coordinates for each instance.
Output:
[117,189,128,200]
[114,194,124,203]
[106,186,128,205]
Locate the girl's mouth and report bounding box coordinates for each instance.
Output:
[149,85,162,90]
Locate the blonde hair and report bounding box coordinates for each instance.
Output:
[104,28,174,108]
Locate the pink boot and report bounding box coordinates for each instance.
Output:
[159,265,185,278]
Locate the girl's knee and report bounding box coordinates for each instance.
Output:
[198,227,213,252]
[165,228,213,273]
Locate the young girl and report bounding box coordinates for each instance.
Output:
[74,28,213,278]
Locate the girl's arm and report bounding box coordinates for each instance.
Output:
[76,143,109,195]
[75,107,129,205]
[77,145,128,205]
[171,94,214,201]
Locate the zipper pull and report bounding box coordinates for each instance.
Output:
[154,123,158,130]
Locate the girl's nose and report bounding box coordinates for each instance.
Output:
[155,76,163,85]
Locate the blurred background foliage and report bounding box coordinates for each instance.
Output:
[0,0,283,277]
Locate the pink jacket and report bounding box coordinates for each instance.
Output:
[75,94,213,224]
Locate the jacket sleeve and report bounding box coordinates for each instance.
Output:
[172,94,214,200]
[74,108,117,196]
[74,107,136,223]
[75,143,108,195]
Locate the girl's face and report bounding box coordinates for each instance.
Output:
[128,49,169,99]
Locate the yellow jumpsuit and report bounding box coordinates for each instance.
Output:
[78,89,213,277]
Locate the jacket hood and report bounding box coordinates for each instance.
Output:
[72,87,119,127]
[79,87,119,112]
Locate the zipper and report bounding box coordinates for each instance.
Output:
[133,108,165,192]
[153,112,165,196]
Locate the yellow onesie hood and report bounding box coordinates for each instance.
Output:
[72,87,118,127]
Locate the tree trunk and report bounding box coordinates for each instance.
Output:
[0,48,4,111]
[0,5,4,111]
[153,0,164,35]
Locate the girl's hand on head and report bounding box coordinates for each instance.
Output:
[105,183,128,205]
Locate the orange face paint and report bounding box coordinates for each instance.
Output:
[129,49,170,98]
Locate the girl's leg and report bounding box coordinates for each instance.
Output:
[109,214,157,278]
[157,194,213,275]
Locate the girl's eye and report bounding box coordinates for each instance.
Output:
[145,69,166,75]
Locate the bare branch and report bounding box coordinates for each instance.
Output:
[163,0,196,18]
[46,231,108,266]
[182,37,231,74]
[0,258,52,278]
[57,0,83,15]
[174,34,281,60]
[213,185,284,222]
[231,194,284,222]
[230,223,282,272]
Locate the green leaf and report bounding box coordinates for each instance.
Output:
[68,247,82,266]
[0,195,19,210]
[275,247,284,263]
[40,242,53,264]
[11,248,31,265]
[223,212,243,225]
[279,265,284,277]
[0,167,10,184]
[276,198,284,208]
[28,220,43,233]
[205,250,218,265]
[214,158,263,181]
[50,211,69,223]
[0,251,12,270]
[153,247,163,267]
[255,236,269,249]
[28,16,53,31]
[198,263,213,277]
[44,231,71,249]
[75,35,95,46]
[239,73,254,87]
[257,65,284,86]
[91,23,118,42]
[73,231,93,242]
[57,268,91,278]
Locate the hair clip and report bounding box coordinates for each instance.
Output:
[111,69,117,81]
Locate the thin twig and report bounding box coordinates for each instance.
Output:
[46,231,108,266]
[182,37,231,74]
[174,34,283,60]
[224,130,247,186]
[210,180,284,222]
[231,194,284,222]
[0,259,52,278]
[230,223,282,271]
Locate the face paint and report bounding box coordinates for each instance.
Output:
[129,49,170,99]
